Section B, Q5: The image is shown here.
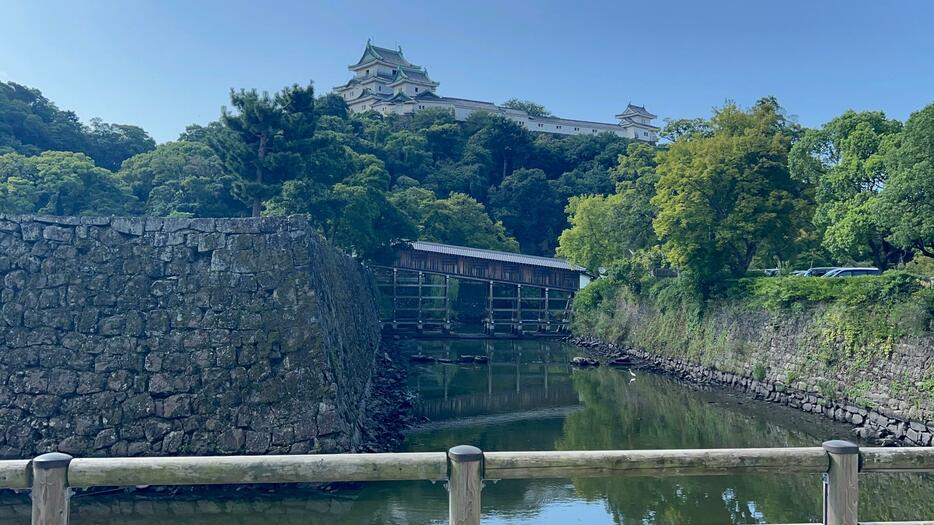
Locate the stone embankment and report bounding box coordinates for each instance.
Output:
[569,335,934,448]
[0,214,394,459]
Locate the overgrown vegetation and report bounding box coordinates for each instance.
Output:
[573,270,933,411]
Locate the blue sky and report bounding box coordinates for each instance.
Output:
[3,0,933,143]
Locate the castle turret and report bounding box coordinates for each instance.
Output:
[615,104,659,141]
[334,40,439,114]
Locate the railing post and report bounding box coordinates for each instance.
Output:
[822,440,858,525]
[448,445,482,525]
[31,452,73,525]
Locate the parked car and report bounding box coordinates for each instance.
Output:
[790,270,809,276]
[800,267,838,277]
[822,267,881,277]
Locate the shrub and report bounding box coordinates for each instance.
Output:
[743,271,924,308]
[752,363,767,381]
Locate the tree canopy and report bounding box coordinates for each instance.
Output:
[790,110,906,268]
[2,77,933,281]
[652,98,805,287]
[0,151,133,216]
[878,104,934,258]
[0,81,155,170]
[501,99,552,117]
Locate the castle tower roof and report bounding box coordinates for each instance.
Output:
[351,39,412,69]
[616,103,657,120]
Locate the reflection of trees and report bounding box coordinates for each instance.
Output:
[558,369,934,524]
[4,341,930,525]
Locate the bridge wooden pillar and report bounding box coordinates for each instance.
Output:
[443,275,451,333]
[515,284,522,335]
[391,268,398,329]
[487,281,494,335]
[417,271,424,332]
[543,288,550,332]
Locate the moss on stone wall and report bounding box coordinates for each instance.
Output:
[573,273,934,425]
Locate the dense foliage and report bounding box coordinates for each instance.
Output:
[0,81,639,260]
[559,97,934,296]
[1,82,155,170]
[1,79,932,280]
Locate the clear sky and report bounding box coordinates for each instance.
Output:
[3,0,933,143]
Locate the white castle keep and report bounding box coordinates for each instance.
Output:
[334,41,659,142]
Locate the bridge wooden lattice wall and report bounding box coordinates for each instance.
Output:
[372,266,575,336]
[372,242,590,336]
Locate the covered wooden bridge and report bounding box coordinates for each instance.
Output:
[372,241,592,336]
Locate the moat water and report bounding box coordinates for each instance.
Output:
[1,339,932,524]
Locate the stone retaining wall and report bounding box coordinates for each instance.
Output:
[572,333,934,447]
[0,215,382,458]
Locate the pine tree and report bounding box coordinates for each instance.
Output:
[216,83,317,216]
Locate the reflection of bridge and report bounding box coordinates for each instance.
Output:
[373,241,592,336]
[408,340,579,423]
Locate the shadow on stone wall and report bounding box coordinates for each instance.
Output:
[0,215,381,459]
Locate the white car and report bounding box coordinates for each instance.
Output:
[822,267,880,277]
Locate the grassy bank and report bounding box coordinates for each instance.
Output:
[573,272,934,418]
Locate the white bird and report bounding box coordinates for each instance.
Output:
[628,369,636,378]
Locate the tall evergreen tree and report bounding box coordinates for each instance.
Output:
[216,83,317,216]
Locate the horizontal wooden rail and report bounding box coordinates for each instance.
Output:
[2,443,933,525]
[68,452,448,488]
[861,447,934,472]
[772,523,934,525]
[483,447,830,479]
[0,459,30,489]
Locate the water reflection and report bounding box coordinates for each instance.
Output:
[1,339,931,524]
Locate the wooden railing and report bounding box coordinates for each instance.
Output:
[2,441,933,525]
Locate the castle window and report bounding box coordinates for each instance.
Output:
[366,69,370,75]
[415,87,419,92]
[643,131,649,137]
[556,125,562,129]
[574,127,579,131]
[538,123,543,128]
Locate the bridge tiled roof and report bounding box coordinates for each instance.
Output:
[408,241,588,273]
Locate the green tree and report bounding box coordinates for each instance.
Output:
[383,130,433,182]
[118,141,247,217]
[488,168,563,255]
[791,110,905,268]
[652,98,804,288]
[325,183,416,258]
[878,103,934,258]
[0,81,155,170]
[501,98,552,117]
[0,81,88,156]
[659,117,712,142]
[315,93,349,119]
[557,142,661,276]
[215,83,317,216]
[391,188,519,251]
[85,118,156,171]
[462,112,533,189]
[0,151,133,215]
[267,151,413,259]
[557,194,629,272]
